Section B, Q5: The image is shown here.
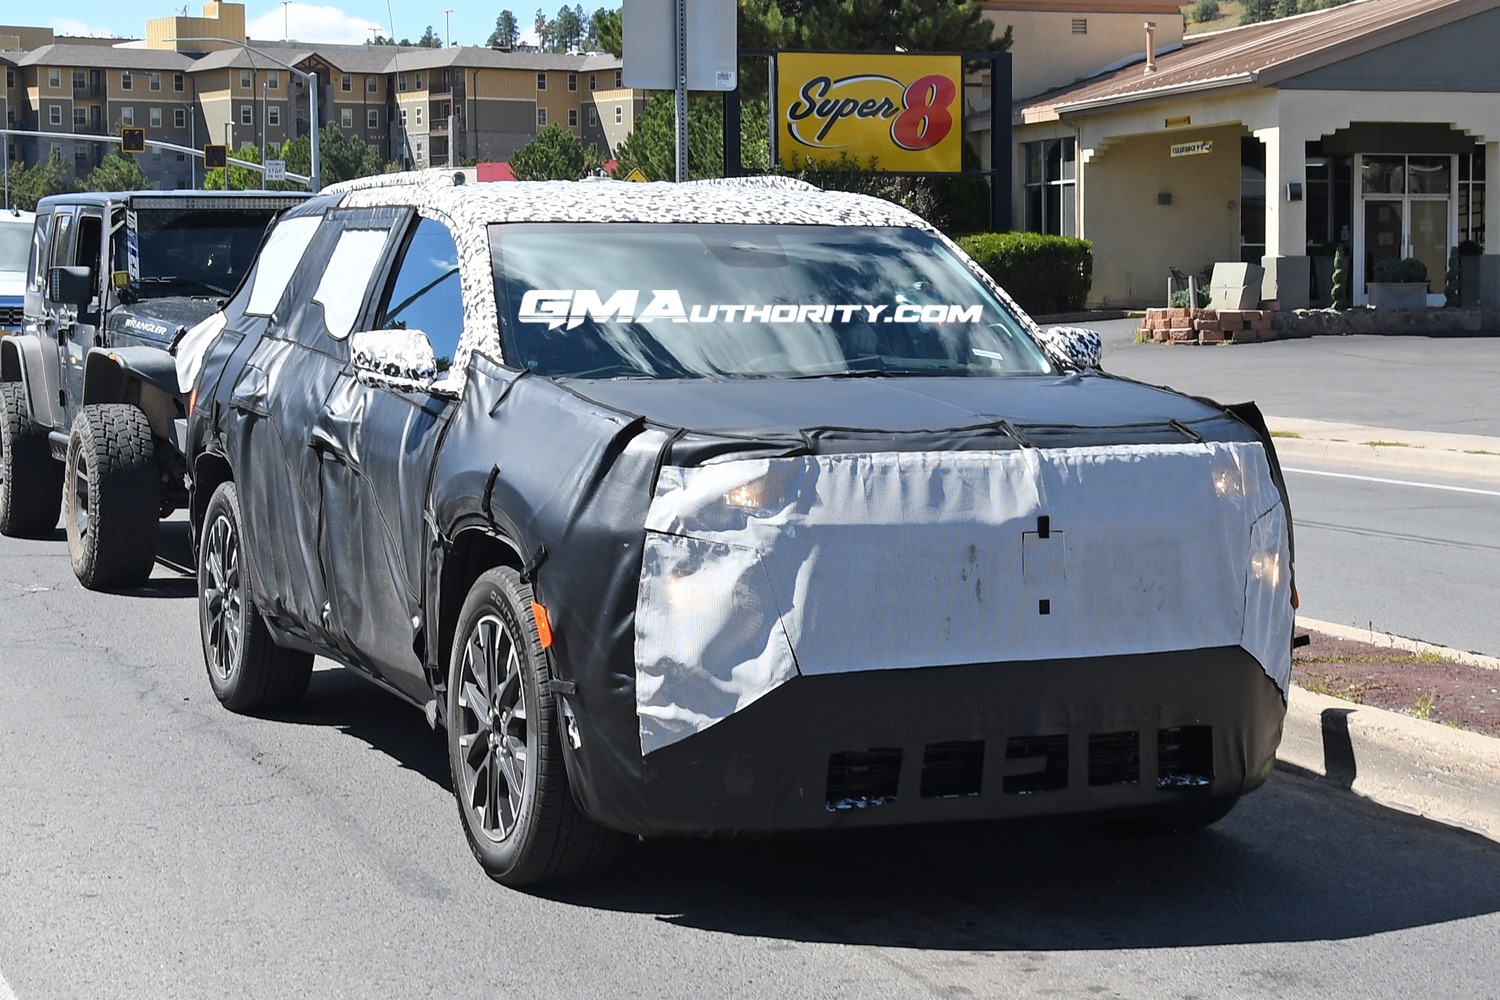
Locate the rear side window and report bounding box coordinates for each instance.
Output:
[244,215,321,316]
[375,217,462,372]
[27,214,52,290]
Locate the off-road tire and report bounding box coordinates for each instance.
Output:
[198,481,313,713]
[448,567,621,886]
[0,382,63,537]
[64,404,160,590]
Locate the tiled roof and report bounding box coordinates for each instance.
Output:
[1017,0,1500,121]
[182,40,622,76]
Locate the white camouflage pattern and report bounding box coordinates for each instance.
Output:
[324,171,1071,384]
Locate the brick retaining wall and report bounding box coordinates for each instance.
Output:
[1137,307,1500,344]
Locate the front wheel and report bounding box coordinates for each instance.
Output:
[198,481,312,713]
[448,567,620,886]
[64,403,159,590]
[0,382,63,537]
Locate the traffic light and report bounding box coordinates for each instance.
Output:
[203,144,228,169]
[121,128,146,154]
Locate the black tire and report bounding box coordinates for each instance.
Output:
[64,403,160,590]
[198,481,313,713]
[0,382,63,537]
[448,567,621,886]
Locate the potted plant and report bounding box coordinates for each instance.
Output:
[1367,256,1428,309]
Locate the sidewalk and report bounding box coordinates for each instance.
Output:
[1257,416,1500,840]
[1264,415,1500,483]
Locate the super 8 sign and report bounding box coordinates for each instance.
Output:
[775,53,964,173]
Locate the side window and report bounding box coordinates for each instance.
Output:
[376,218,462,372]
[312,227,392,340]
[28,213,53,290]
[74,212,103,290]
[244,215,322,316]
[48,212,76,278]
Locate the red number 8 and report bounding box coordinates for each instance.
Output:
[891,75,956,151]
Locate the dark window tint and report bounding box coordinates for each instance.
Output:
[378,218,463,372]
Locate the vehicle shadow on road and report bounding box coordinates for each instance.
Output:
[268,666,452,791]
[535,779,1500,950]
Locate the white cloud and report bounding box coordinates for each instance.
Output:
[245,3,385,45]
[50,18,127,38]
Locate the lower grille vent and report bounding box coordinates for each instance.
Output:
[1158,726,1214,789]
[920,740,985,799]
[1003,735,1069,795]
[826,748,902,810]
[1088,731,1141,786]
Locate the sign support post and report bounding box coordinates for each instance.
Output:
[675,0,689,181]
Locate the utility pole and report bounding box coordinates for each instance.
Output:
[282,1,291,41]
[444,10,453,47]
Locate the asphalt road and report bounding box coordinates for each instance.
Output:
[5,516,1500,999]
[1093,319,1500,437]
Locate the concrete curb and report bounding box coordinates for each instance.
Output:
[1264,416,1500,483]
[1297,616,1500,671]
[1278,685,1500,843]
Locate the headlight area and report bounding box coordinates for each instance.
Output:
[1241,502,1295,693]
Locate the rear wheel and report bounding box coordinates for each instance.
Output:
[448,567,620,886]
[0,382,63,537]
[198,481,313,713]
[64,403,159,590]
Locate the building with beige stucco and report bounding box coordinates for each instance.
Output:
[989,0,1498,310]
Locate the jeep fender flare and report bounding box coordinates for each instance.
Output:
[0,335,51,427]
[82,346,184,445]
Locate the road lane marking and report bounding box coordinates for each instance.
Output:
[1283,467,1500,498]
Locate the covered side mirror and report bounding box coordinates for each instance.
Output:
[350,328,446,393]
[1038,325,1103,371]
[47,265,93,307]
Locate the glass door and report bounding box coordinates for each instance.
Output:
[1355,154,1455,304]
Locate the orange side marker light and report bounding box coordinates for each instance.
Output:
[531,601,554,649]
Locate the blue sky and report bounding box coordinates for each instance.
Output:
[44,2,611,48]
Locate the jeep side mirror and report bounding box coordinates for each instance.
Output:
[350,328,455,397]
[47,265,93,307]
[1038,325,1103,371]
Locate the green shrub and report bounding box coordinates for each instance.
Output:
[1372,256,1427,283]
[1191,0,1221,22]
[956,232,1093,315]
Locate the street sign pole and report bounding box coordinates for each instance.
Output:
[675,0,688,182]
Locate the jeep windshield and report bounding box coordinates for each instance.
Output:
[120,208,280,299]
[491,223,1054,379]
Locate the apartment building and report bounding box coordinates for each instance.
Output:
[0,2,640,188]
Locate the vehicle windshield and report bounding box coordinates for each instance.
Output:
[121,208,279,299]
[491,223,1053,379]
[0,221,29,272]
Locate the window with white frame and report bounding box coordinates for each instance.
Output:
[269,106,280,126]
[368,109,379,128]
[48,69,60,88]
[537,108,547,126]
[1460,147,1487,250]
[175,107,186,128]
[614,70,621,87]
[241,70,251,89]
[589,73,596,90]
[568,73,577,91]
[241,105,252,125]
[341,74,351,91]
[614,106,622,124]
[414,73,423,89]
[341,108,353,127]
[121,70,133,90]
[150,72,161,91]
[174,73,184,91]
[568,108,577,127]
[588,107,597,127]
[1023,137,1077,237]
[367,76,378,93]
[398,72,407,91]
[73,70,85,89]
[73,108,86,126]
[537,72,547,90]
[415,106,422,126]
[150,107,161,127]
[400,107,407,126]
[121,106,134,125]
[268,71,279,89]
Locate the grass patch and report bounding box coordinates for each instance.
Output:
[1134,330,1153,344]
[1362,440,1416,448]
[1413,690,1437,721]
[1297,670,1398,705]
[1269,430,1301,439]
[1464,448,1497,456]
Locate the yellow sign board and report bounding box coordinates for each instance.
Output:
[775,52,964,173]
[1164,115,1191,128]
[1170,140,1213,157]
[622,167,649,182]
